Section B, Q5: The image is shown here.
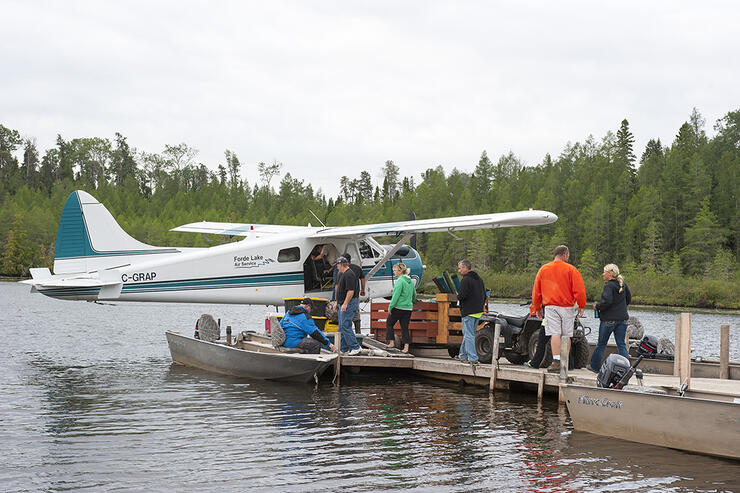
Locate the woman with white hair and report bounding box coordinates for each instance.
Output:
[587,263,632,372]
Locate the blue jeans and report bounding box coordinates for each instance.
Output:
[338,298,361,352]
[458,316,479,362]
[589,319,629,370]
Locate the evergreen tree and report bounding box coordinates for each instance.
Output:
[1,214,35,276]
[21,138,39,187]
[680,200,728,275]
[706,249,736,280]
[0,124,22,193]
[110,133,137,187]
[358,171,373,202]
[226,151,243,189]
[471,150,493,203]
[641,219,662,270]
[381,160,399,202]
[578,248,599,278]
[616,118,636,175]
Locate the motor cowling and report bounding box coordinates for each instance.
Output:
[637,335,659,357]
[597,354,632,389]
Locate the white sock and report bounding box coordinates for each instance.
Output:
[553,355,561,360]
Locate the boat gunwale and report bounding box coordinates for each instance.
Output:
[165,330,337,363]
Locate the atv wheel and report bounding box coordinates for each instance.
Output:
[474,324,494,364]
[571,336,590,369]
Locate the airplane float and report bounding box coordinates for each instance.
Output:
[24,190,558,305]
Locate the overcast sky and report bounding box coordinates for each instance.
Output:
[2,1,739,197]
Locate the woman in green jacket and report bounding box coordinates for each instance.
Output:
[386,262,416,353]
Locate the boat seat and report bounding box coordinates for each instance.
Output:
[278,346,304,354]
[501,314,528,327]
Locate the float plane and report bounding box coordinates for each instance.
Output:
[23,190,557,305]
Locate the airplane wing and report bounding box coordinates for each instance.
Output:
[170,222,315,236]
[312,210,557,238]
[170,209,557,238]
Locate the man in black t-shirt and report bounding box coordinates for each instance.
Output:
[335,256,361,354]
[341,252,365,334]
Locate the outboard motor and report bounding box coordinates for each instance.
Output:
[597,354,633,389]
[637,335,659,357]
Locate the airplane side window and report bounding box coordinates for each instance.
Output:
[359,240,374,259]
[278,247,300,262]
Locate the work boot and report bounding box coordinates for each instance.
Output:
[547,360,561,373]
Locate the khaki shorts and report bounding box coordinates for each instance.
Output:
[544,305,576,336]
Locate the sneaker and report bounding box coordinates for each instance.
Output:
[469,360,480,367]
[523,361,534,369]
[547,360,561,373]
[347,348,362,356]
[586,365,599,374]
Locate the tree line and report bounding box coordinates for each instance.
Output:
[1,108,738,307]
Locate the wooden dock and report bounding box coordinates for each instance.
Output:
[337,353,740,401]
[331,312,740,402]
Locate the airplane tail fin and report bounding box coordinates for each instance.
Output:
[54,191,178,275]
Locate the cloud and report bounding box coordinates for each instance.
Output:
[2,1,739,196]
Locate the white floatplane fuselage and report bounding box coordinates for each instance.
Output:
[24,190,557,305]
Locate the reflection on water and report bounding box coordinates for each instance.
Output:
[2,282,740,492]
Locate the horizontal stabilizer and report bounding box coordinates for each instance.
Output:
[36,278,120,289]
[29,268,52,280]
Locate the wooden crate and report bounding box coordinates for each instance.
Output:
[370,293,464,344]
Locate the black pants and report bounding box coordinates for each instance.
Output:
[386,308,412,345]
[530,328,550,368]
[296,336,322,354]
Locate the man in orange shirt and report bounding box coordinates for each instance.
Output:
[531,245,586,373]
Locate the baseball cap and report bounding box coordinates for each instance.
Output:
[336,256,349,264]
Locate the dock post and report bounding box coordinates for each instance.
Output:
[334,331,341,385]
[720,324,730,379]
[537,371,544,402]
[489,323,501,393]
[676,313,692,388]
[673,317,681,376]
[436,293,451,345]
[558,336,570,403]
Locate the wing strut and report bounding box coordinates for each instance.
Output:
[365,233,413,282]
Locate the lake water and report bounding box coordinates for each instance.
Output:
[2,281,739,492]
